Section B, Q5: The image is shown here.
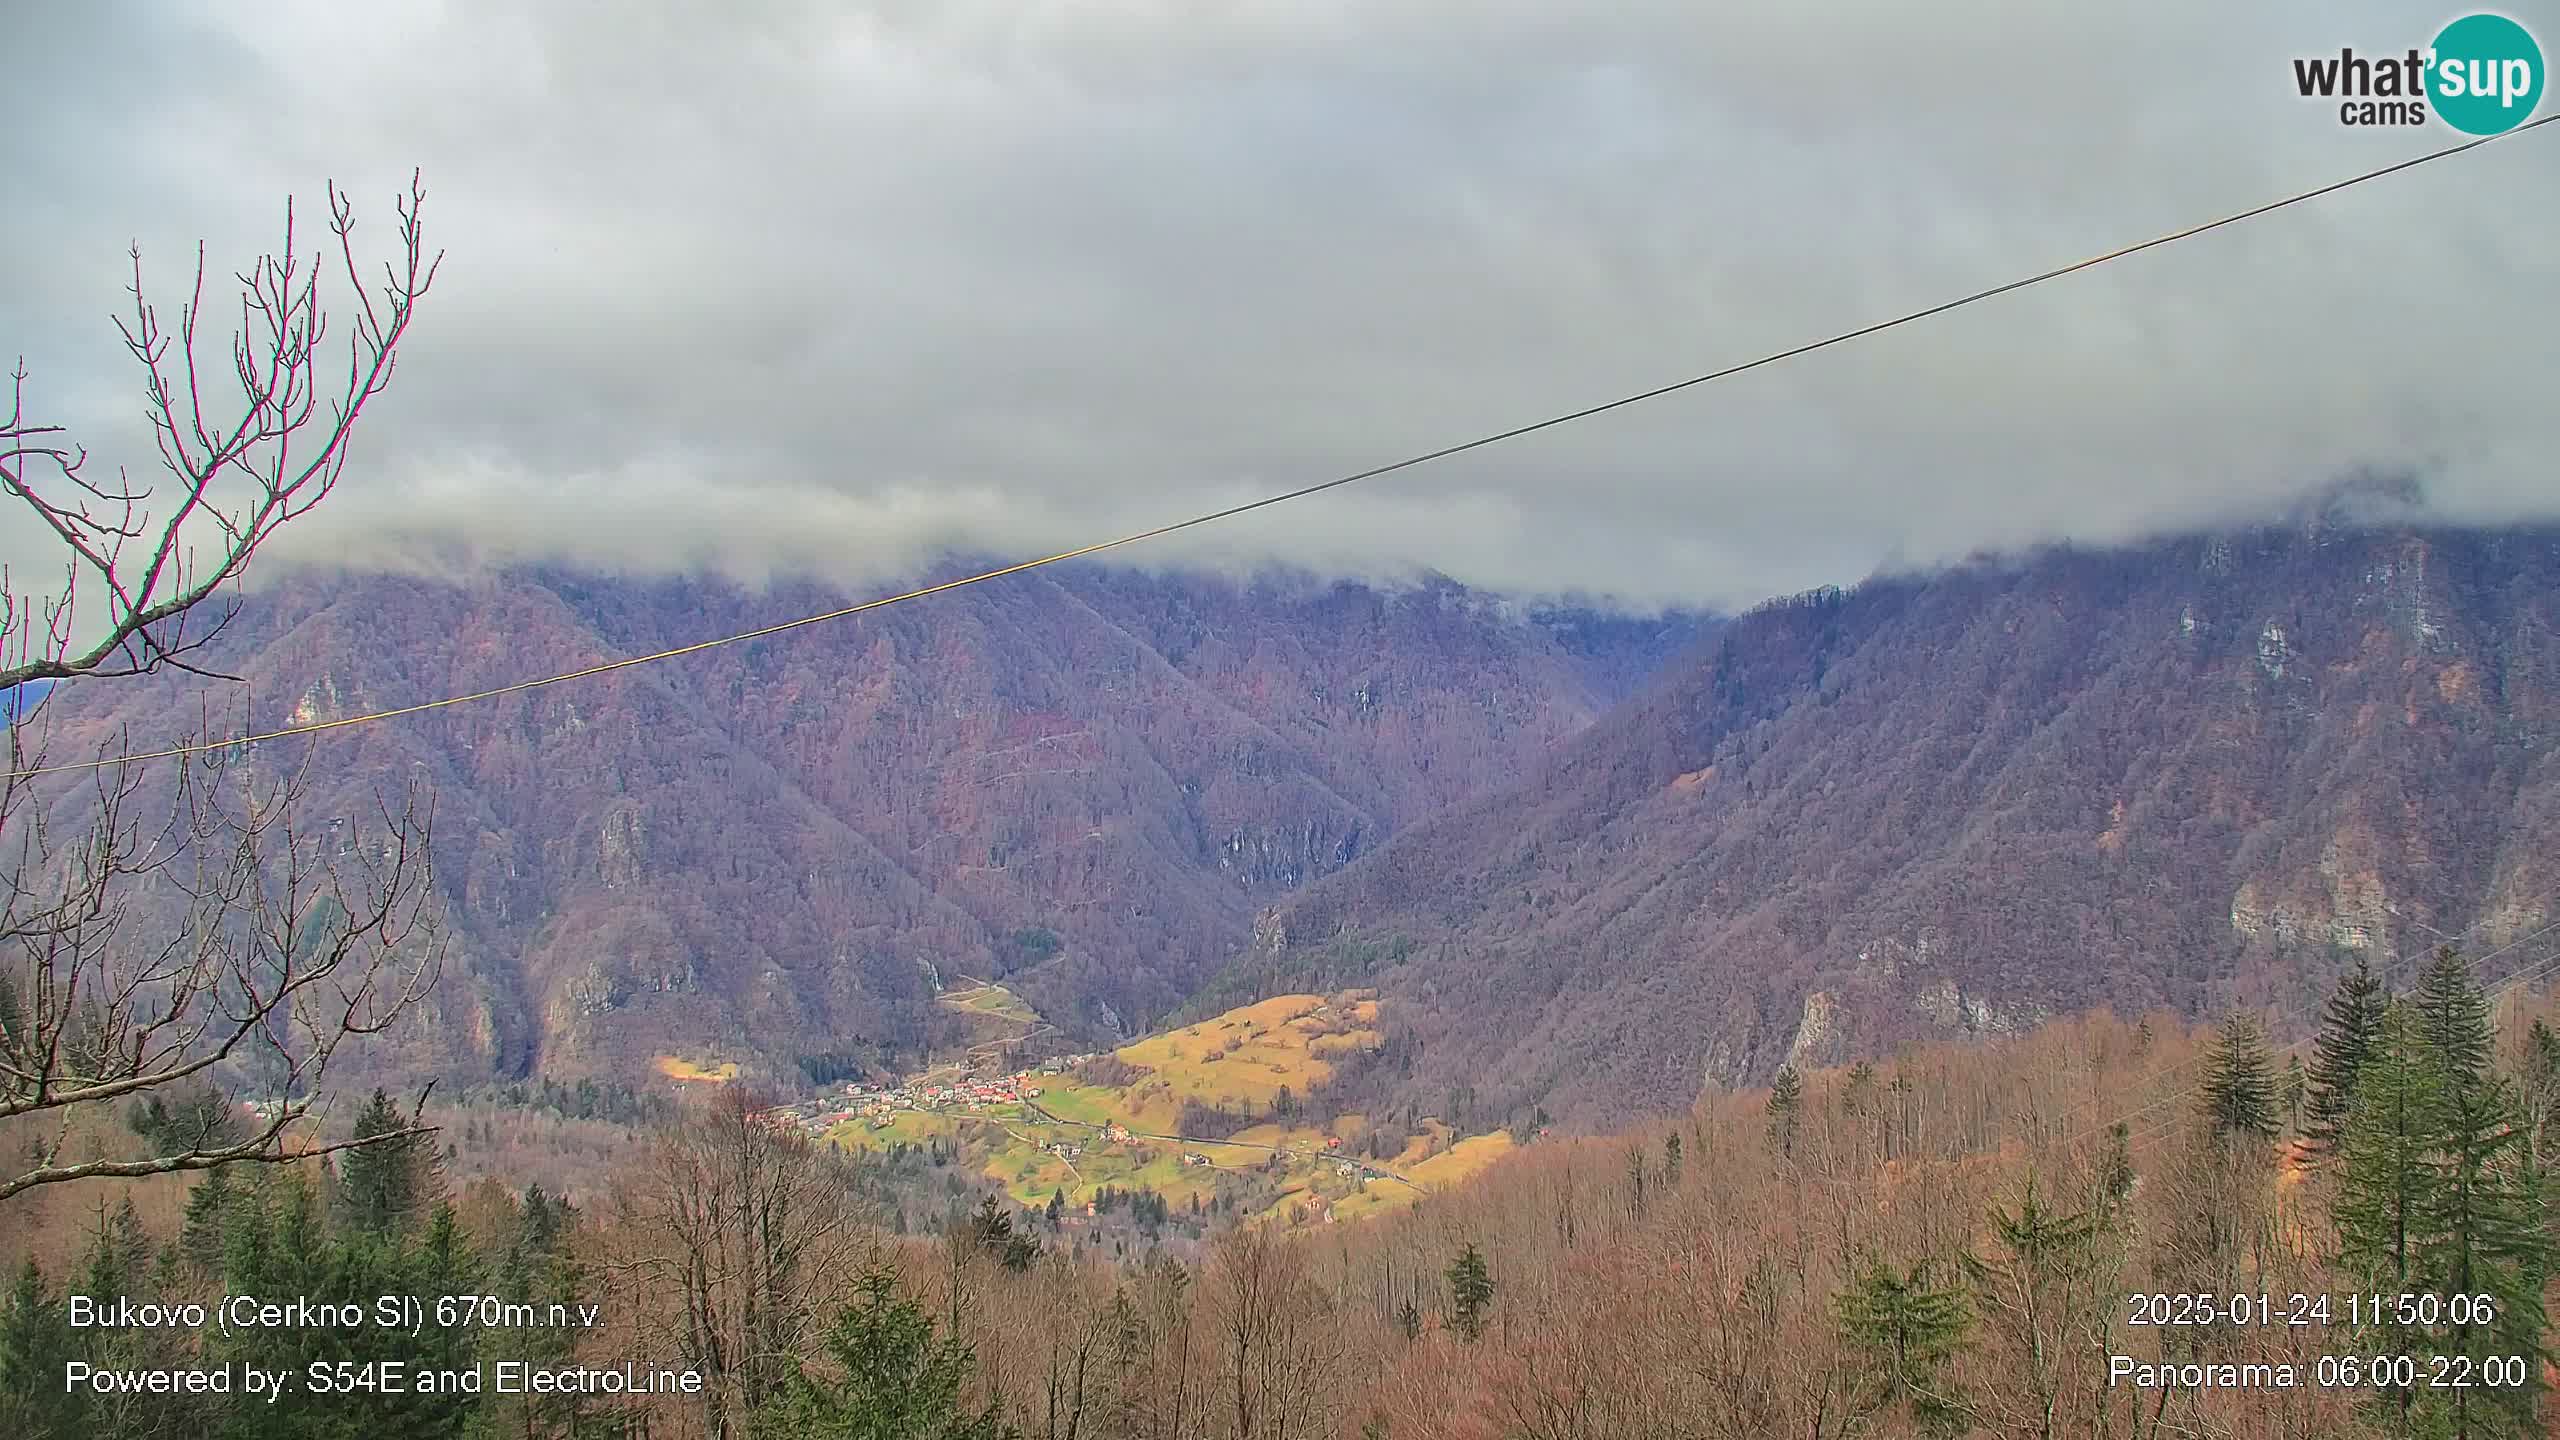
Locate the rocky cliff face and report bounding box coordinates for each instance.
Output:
[1258,523,2560,1127]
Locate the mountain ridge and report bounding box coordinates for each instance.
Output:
[1253,522,2560,1127]
[24,559,1704,1091]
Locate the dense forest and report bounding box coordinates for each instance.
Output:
[1262,523,2560,1124]
[11,948,2560,1438]
[22,563,1699,1094]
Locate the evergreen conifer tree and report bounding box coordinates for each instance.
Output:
[1833,1258,1969,1437]
[336,1088,440,1239]
[1845,1060,1877,1113]
[1767,1064,1804,1160]
[414,1203,481,1380]
[761,1266,1015,1439]
[966,1192,1040,1271]
[2201,1013,2279,1142]
[2098,1122,2137,1210]
[2409,948,2547,1434]
[1960,1178,2111,1433]
[2414,946,2493,1087]
[2520,1018,2560,1157]
[180,1166,233,1274]
[0,1259,72,1439]
[2304,959,2384,1153]
[1446,1242,1495,1343]
[2337,1005,2437,1301]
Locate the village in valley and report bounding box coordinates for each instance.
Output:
[724,986,1513,1230]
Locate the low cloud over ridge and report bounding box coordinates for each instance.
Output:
[8,1,2555,612]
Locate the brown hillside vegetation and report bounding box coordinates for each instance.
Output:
[1260,521,2560,1125]
[22,565,1699,1092]
[19,983,2560,1438]
[803,994,2560,1438]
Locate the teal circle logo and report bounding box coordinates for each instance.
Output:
[2429,13,2545,134]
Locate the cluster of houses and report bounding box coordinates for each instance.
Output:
[762,1055,1107,1139]
[749,1056,1384,1224]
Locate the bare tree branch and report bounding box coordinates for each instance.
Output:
[0,174,443,1203]
[0,170,440,691]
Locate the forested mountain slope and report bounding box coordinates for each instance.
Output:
[1256,522,2560,1126]
[25,563,1699,1087]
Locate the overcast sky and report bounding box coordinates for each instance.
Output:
[6,1,2555,612]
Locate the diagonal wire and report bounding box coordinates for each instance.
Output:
[9,114,2552,781]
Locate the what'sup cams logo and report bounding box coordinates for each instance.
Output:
[2292,12,2545,132]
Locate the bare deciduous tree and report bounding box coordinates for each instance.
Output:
[606,1086,870,1440]
[0,173,443,1202]
[1209,1224,1343,1440]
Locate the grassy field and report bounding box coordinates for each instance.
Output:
[818,989,1476,1229]
[828,1100,1218,1210]
[1027,1082,1122,1127]
[1108,992,1383,1129]
[1323,1133,1514,1221]
[1404,1131,1515,1188]
[654,1055,739,1084]
[938,981,1041,1025]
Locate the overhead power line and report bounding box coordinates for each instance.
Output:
[2089,905,2560,1155]
[2111,921,2560,1158]
[2043,872,2560,1136]
[9,114,2552,781]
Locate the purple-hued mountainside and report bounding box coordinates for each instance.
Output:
[1246,522,2560,1127]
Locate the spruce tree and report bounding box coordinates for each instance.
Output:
[2409,948,2548,1434]
[76,1198,171,1437]
[1845,1060,1877,1113]
[0,1259,73,1439]
[2519,1018,2560,1149]
[1446,1242,1495,1343]
[1833,1258,1969,1437]
[81,1195,150,1297]
[180,1166,233,1274]
[2306,957,2387,1155]
[2335,989,2555,1438]
[415,1204,481,1376]
[761,1266,1015,1440]
[1960,1178,2111,1432]
[2337,1005,2437,1302]
[2200,1013,2278,1143]
[518,1182,561,1255]
[490,1186,588,1440]
[1767,1064,1804,1160]
[966,1192,1040,1271]
[2414,946,2493,1088]
[2524,1020,2560,1112]
[336,1088,440,1239]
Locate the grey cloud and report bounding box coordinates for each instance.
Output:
[6,0,2556,614]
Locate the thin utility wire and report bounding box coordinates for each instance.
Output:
[9,114,2553,781]
[2078,911,2560,1156]
[2113,933,2560,1159]
[2043,874,2560,1133]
